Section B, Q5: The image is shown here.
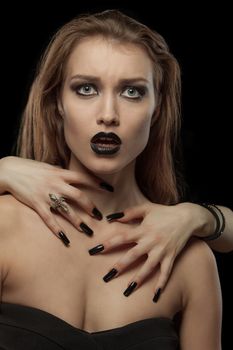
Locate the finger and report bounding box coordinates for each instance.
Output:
[55,204,94,237]
[63,186,103,220]
[153,257,175,302]
[106,204,147,223]
[126,255,161,290]
[101,245,148,284]
[36,205,71,247]
[88,228,137,255]
[60,169,114,192]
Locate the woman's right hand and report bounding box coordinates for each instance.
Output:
[0,156,113,241]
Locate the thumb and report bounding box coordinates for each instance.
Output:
[107,204,146,223]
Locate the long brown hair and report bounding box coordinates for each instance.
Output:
[16,9,184,204]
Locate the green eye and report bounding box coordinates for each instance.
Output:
[122,86,146,99]
[74,84,98,96]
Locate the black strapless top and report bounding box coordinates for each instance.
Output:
[0,303,179,349]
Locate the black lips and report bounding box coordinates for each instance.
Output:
[91,132,122,144]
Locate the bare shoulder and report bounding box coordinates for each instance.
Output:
[178,237,216,269]
[175,238,221,308]
[0,194,38,241]
[0,194,36,281]
[176,240,222,349]
[0,194,23,232]
[0,194,45,271]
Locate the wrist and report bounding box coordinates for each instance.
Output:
[176,202,216,239]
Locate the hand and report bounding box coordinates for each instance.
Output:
[0,156,113,242]
[88,202,201,300]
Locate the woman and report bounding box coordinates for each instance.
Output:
[0,10,222,349]
[1,159,232,295]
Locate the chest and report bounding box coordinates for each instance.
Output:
[2,216,181,331]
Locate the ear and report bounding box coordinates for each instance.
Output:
[57,99,64,118]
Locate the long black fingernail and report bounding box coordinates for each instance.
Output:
[123,281,137,297]
[92,207,103,220]
[99,182,114,192]
[103,268,118,282]
[106,212,124,221]
[89,244,104,255]
[58,231,70,246]
[79,222,94,236]
[153,288,161,303]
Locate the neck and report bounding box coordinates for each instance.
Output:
[68,155,149,216]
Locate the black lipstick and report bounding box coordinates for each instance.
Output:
[90,132,122,155]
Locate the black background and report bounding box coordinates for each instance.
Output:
[0,1,232,348]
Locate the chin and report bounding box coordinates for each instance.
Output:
[88,163,121,175]
[85,156,127,175]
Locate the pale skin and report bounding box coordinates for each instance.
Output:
[0,158,232,289]
[0,36,224,348]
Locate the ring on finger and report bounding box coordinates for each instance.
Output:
[49,193,70,213]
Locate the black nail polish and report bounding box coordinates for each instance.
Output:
[89,244,104,255]
[92,207,103,220]
[123,281,137,297]
[79,222,94,236]
[58,231,70,246]
[106,212,124,221]
[153,288,161,303]
[103,268,118,282]
[99,182,114,192]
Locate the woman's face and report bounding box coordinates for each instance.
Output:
[59,36,158,175]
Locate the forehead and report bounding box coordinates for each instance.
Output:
[65,36,154,82]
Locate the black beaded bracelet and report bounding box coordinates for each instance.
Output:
[199,203,225,241]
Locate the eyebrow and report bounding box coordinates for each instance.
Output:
[70,74,149,84]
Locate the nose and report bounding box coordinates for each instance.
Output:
[96,93,120,126]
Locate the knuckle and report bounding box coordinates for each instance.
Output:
[128,247,140,259]
[75,190,83,200]
[114,261,124,271]
[120,231,131,241]
[45,215,56,227]
[103,240,113,250]
[146,260,156,272]
[130,250,138,259]
[39,209,51,221]
[103,236,114,247]
[115,254,134,270]
[65,212,75,224]
[162,269,170,280]
[87,200,95,211]
[117,232,126,241]
[152,233,163,244]
[124,231,133,240]
[148,248,162,259]
[64,170,78,179]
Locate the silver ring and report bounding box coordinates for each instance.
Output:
[49,193,70,213]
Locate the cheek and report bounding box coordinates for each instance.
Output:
[126,116,152,157]
[62,94,87,132]
[63,117,79,139]
[62,99,89,139]
[63,114,88,152]
[127,99,155,146]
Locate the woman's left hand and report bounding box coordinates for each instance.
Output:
[88,202,205,300]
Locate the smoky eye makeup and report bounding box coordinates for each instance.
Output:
[69,81,148,100]
[70,83,98,96]
[121,85,148,100]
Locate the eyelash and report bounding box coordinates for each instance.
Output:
[71,83,146,100]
